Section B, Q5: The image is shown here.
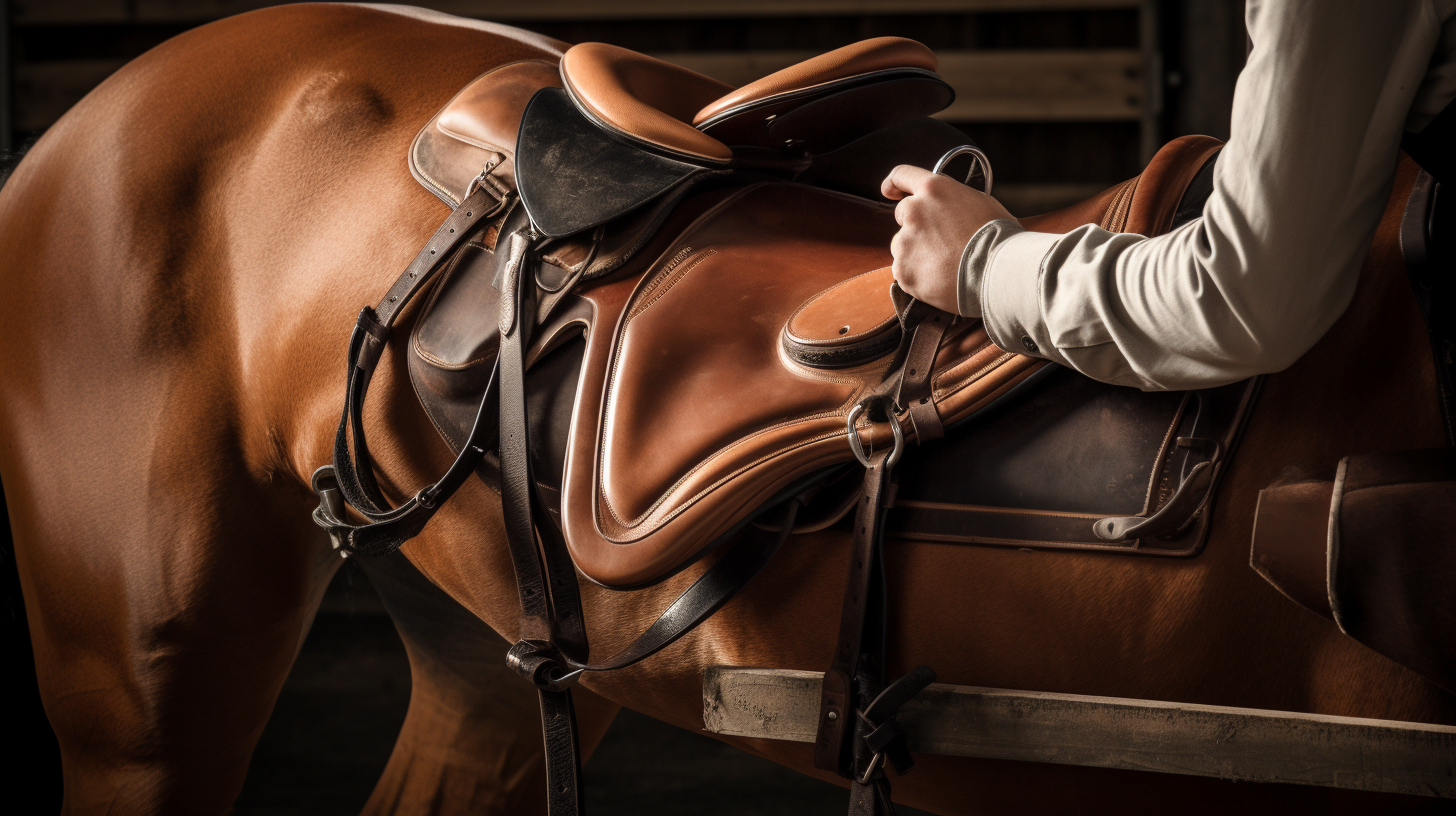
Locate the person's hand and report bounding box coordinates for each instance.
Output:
[881,165,1015,315]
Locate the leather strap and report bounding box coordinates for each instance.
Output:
[313,185,511,557]
[894,305,952,444]
[487,226,811,815]
[816,447,892,776]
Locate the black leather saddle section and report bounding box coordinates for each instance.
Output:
[887,366,1259,556]
[516,88,732,238]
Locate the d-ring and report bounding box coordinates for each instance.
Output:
[847,402,905,469]
[931,145,993,195]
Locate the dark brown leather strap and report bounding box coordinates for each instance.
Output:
[816,446,892,777]
[332,185,509,518]
[313,186,513,557]
[895,307,951,444]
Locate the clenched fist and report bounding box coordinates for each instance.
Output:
[881,165,1015,315]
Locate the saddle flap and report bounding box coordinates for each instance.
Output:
[557,183,1041,586]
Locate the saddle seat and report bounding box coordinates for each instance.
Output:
[561,37,944,162]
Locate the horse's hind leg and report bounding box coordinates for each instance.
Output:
[5,433,338,814]
[359,553,620,816]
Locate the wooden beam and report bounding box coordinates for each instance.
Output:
[994,183,1110,216]
[15,0,1142,25]
[936,49,1144,120]
[703,667,1456,798]
[659,50,1145,121]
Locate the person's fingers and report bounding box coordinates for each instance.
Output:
[881,164,937,200]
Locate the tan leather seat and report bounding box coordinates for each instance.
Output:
[560,37,943,163]
[561,43,736,162]
[693,37,937,125]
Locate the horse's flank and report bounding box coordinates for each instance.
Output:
[0,5,1450,814]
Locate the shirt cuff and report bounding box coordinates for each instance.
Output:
[960,220,1063,360]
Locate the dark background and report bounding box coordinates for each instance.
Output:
[1,1,1247,812]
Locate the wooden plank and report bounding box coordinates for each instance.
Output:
[703,666,1456,798]
[936,49,1144,120]
[14,0,1142,26]
[13,60,127,132]
[993,183,1109,217]
[656,50,1143,122]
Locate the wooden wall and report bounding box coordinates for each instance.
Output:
[1,0,1245,214]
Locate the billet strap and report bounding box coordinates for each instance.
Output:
[312,184,509,557]
[816,444,893,776]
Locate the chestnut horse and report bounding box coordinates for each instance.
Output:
[1,5,1450,815]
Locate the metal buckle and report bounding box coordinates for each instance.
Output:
[931,145,994,195]
[847,400,905,469]
[856,751,884,785]
[506,640,585,692]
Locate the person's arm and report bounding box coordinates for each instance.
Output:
[890,0,1446,390]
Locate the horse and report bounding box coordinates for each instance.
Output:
[1,4,1451,814]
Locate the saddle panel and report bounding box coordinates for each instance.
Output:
[557,183,1042,586]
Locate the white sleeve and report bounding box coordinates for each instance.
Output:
[962,0,1447,391]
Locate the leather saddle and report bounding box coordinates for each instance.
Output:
[313,36,1257,815]
[408,88,1253,583]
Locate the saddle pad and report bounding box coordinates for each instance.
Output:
[889,366,1259,556]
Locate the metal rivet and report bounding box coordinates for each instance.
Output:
[429,249,436,255]
[839,326,850,335]
[449,228,455,233]
[1021,336,1039,353]
[466,211,472,217]
[827,710,838,721]
[388,295,397,302]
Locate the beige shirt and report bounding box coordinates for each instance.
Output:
[960,0,1456,391]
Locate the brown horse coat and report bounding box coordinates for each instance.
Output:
[0,5,1451,814]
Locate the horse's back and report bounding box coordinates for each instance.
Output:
[0,7,560,810]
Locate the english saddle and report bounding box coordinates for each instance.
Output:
[312,38,1253,815]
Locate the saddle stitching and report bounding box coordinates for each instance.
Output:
[928,339,997,396]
